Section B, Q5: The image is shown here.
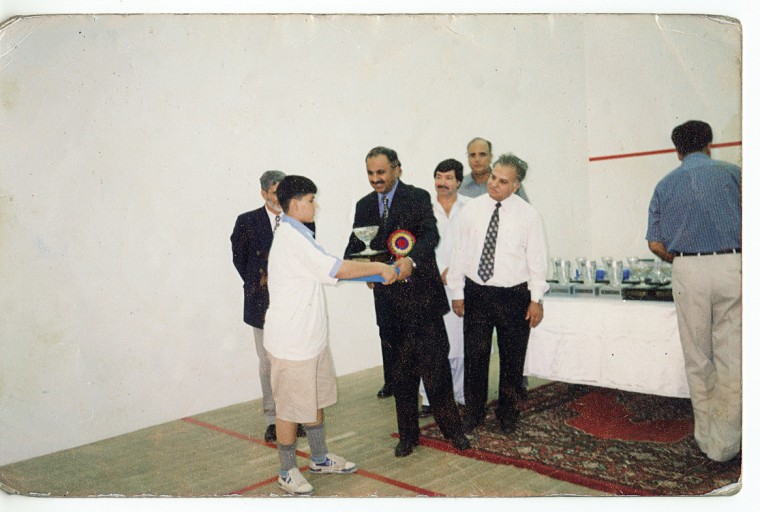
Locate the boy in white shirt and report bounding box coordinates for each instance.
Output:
[265,175,397,495]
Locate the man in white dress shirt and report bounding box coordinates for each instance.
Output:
[448,153,548,434]
[418,159,470,417]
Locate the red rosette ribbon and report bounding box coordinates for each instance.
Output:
[387,229,416,260]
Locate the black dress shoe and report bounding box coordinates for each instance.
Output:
[394,439,419,457]
[451,434,471,451]
[377,385,393,399]
[264,424,277,443]
[462,416,482,433]
[418,405,433,418]
[499,416,519,435]
[296,424,307,437]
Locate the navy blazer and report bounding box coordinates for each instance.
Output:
[231,207,273,328]
[231,207,316,328]
[344,181,449,326]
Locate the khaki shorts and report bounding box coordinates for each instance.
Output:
[268,347,338,424]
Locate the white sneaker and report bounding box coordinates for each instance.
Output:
[277,468,314,496]
[309,453,357,474]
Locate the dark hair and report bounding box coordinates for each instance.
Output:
[671,120,713,155]
[366,146,401,169]
[493,153,529,182]
[433,158,464,183]
[275,175,317,214]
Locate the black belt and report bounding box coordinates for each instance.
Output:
[466,277,528,291]
[675,248,741,257]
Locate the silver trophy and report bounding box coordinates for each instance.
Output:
[351,225,382,256]
[551,257,562,281]
[575,257,587,281]
[600,256,613,279]
[609,260,624,287]
[581,260,597,285]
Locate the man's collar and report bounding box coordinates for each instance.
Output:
[265,203,282,216]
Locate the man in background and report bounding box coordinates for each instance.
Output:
[460,137,529,202]
[419,158,469,417]
[646,120,741,463]
[231,170,306,443]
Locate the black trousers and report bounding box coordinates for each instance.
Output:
[386,315,464,443]
[463,279,531,423]
[378,323,398,390]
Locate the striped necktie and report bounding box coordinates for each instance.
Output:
[477,202,501,282]
[382,196,389,225]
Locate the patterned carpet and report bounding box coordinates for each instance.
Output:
[418,382,741,496]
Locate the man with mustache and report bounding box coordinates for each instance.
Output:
[418,159,470,418]
[345,147,470,457]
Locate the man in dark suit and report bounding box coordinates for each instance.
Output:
[344,147,470,457]
[231,170,307,443]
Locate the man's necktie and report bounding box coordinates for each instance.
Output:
[274,215,280,231]
[382,196,389,226]
[477,202,501,282]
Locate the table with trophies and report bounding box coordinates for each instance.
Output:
[524,257,690,398]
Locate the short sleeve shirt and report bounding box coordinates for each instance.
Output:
[264,216,341,360]
[646,153,741,253]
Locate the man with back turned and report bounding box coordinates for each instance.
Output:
[646,120,741,463]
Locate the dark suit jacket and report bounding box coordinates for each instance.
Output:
[344,181,449,327]
[231,207,316,328]
[231,207,273,328]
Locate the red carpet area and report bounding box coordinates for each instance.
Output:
[417,382,741,496]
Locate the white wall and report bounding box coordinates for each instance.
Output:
[583,15,742,260]
[0,13,741,465]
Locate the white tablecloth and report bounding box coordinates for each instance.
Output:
[524,296,689,398]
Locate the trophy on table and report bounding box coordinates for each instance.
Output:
[608,260,624,287]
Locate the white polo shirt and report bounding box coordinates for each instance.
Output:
[264,215,342,360]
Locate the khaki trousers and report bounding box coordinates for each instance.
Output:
[671,253,741,462]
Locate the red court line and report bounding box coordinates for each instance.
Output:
[228,465,309,495]
[181,416,308,458]
[589,140,741,162]
[355,468,445,497]
[181,416,444,497]
[229,474,280,495]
